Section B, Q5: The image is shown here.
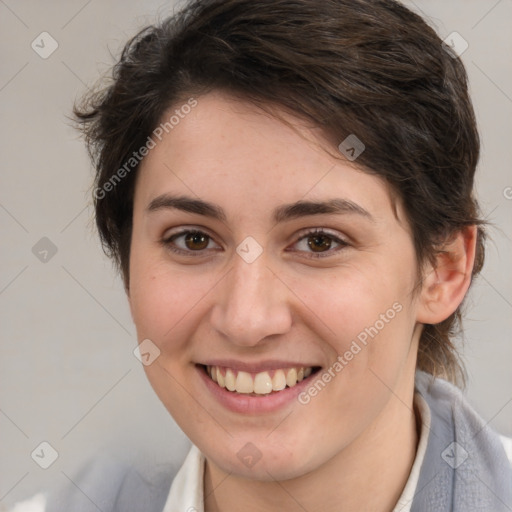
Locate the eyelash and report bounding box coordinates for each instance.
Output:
[161,228,349,259]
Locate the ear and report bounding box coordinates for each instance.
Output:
[416,225,477,324]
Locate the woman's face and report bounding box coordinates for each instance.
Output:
[128,91,423,480]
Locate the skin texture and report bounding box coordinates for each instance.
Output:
[127,91,476,512]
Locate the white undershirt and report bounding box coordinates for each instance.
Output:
[163,392,432,512]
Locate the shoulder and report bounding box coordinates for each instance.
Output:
[13,453,182,512]
[501,434,512,466]
[415,371,512,461]
[413,371,512,509]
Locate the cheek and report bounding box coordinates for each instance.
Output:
[287,269,415,445]
[128,248,196,341]
[297,265,408,336]
[128,251,226,365]
[292,261,416,380]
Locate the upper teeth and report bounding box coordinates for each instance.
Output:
[206,366,313,395]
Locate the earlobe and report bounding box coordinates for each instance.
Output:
[416,225,477,324]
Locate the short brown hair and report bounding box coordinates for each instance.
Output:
[74,0,485,384]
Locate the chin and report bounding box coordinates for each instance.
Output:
[203,436,323,482]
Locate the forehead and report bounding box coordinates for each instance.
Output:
[135,91,403,225]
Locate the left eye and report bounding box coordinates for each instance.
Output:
[291,230,347,257]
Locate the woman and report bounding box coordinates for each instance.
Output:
[16,0,512,510]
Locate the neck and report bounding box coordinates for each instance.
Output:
[204,373,419,512]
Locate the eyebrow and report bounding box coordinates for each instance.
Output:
[146,194,374,223]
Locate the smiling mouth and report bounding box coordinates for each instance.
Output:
[202,365,321,395]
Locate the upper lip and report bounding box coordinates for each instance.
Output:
[199,360,320,373]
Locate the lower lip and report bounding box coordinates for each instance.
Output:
[196,365,320,414]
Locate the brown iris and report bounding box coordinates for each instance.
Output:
[307,234,332,252]
[185,232,209,250]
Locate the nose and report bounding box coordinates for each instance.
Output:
[209,250,292,347]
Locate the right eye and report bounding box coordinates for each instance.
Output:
[161,229,221,256]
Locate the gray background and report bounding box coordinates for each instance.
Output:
[1,0,511,507]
